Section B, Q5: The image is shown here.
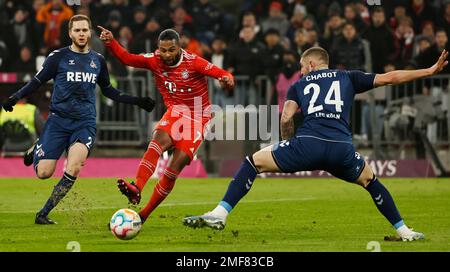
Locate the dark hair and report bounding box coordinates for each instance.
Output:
[372,7,385,15]
[343,22,357,30]
[264,28,280,37]
[68,15,92,31]
[158,29,180,44]
[435,28,447,35]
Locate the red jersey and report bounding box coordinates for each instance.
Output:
[106,39,232,113]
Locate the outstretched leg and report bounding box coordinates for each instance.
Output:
[138,148,190,223]
[354,163,424,241]
[117,129,173,204]
[183,144,280,230]
[36,143,88,224]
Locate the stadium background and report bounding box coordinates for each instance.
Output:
[0,0,449,176]
[0,0,449,253]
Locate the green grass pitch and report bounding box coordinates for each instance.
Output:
[0,177,449,252]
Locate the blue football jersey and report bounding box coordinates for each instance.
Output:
[34,47,111,120]
[287,69,376,142]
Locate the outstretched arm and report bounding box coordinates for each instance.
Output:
[2,50,60,112]
[194,56,235,91]
[98,25,153,70]
[280,100,299,140]
[98,57,155,112]
[374,50,448,87]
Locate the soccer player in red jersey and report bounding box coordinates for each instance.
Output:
[98,26,234,223]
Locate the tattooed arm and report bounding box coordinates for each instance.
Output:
[280,100,299,140]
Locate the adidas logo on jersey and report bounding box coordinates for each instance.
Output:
[66,72,97,83]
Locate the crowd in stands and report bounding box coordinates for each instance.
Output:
[1,0,449,77]
[1,1,450,140]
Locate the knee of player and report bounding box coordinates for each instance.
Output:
[66,161,85,175]
[248,154,263,173]
[37,170,52,179]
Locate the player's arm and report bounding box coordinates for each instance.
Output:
[281,101,298,140]
[97,56,155,112]
[193,56,234,91]
[2,50,60,112]
[98,26,153,70]
[374,50,448,87]
[281,85,300,140]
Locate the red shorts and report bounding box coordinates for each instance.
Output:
[154,107,211,161]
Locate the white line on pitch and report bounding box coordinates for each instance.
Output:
[0,197,316,213]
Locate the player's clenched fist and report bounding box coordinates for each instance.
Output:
[98,25,114,43]
[2,96,19,112]
[136,96,156,112]
[218,76,234,91]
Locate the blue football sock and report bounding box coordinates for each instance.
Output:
[220,156,258,212]
[39,172,76,216]
[365,177,403,228]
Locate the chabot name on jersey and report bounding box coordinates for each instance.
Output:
[66,72,97,84]
[305,71,338,81]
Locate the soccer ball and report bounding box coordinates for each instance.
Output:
[110,208,142,240]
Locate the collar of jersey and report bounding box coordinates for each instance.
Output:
[167,49,185,68]
[68,45,91,54]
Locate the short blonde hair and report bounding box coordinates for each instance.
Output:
[301,47,329,65]
[68,15,92,31]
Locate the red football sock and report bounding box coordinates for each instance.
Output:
[139,167,179,221]
[135,141,162,191]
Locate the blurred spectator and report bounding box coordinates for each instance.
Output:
[275,50,301,114]
[227,26,266,104]
[437,2,450,39]
[355,1,371,25]
[11,46,35,73]
[409,0,435,33]
[105,0,132,26]
[331,22,369,71]
[413,36,433,59]
[228,26,266,80]
[170,6,194,37]
[130,17,161,54]
[0,0,19,25]
[118,26,133,51]
[208,36,232,107]
[293,28,310,59]
[286,10,305,44]
[130,0,170,28]
[30,0,46,52]
[389,3,408,30]
[393,16,415,68]
[343,2,368,34]
[261,1,290,37]
[301,14,319,33]
[36,0,73,53]
[180,30,203,57]
[362,7,396,73]
[8,5,37,57]
[239,11,264,42]
[412,21,435,57]
[415,29,450,74]
[262,29,285,84]
[285,0,307,19]
[415,29,449,143]
[190,0,224,44]
[130,6,147,35]
[322,12,344,51]
[105,10,123,39]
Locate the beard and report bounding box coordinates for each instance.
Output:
[163,51,181,66]
[72,38,89,50]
